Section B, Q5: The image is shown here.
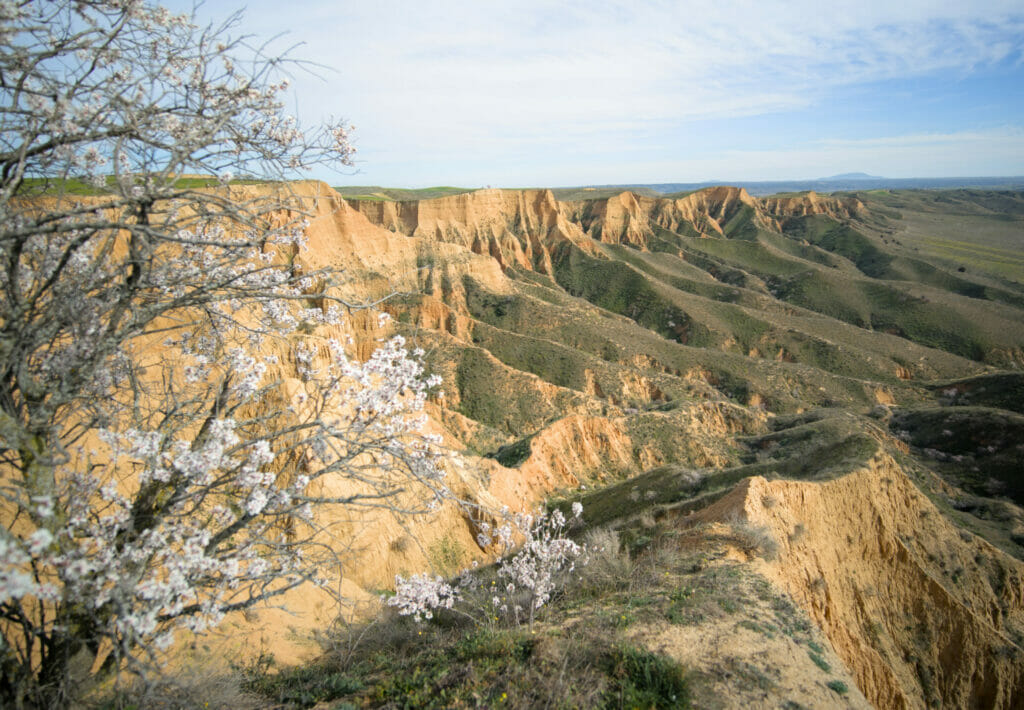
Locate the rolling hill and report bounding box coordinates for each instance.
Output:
[233,183,1024,708]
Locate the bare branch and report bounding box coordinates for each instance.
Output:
[0,3,451,706]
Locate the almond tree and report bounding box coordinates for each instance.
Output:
[388,503,587,628]
[0,2,447,706]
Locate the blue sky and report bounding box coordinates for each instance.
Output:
[179,1,1024,187]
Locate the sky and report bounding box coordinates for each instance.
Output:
[176,1,1024,187]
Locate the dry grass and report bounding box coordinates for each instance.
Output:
[578,527,632,594]
[89,661,264,710]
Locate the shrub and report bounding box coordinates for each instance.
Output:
[827,679,849,695]
[387,504,588,628]
[605,645,691,709]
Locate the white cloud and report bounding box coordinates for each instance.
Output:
[169,0,1024,183]
[235,1,1022,117]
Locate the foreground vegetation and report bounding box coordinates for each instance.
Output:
[238,521,851,709]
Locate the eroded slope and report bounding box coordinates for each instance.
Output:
[242,183,1024,707]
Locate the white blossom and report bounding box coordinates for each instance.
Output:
[386,574,461,622]
[0,0,434,701]
[389,506,587,627]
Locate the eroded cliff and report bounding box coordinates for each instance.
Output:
[180,182,1024,707]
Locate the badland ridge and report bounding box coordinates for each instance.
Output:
[218,182,1024,708]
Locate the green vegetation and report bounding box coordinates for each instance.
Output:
[890,405,1024,505]
[548,186,663,201]
[453,345,583,436]
[242,655,364,707]
[334,185,476,201]
[471,321,594,392]
[321,184,1024,707]
[827,680,849,695]
[243,517,857,709]
[771,268,1017,363]
[721,203,760,240]
[16,175,117,196]
[858,189,1024,284]
[781,214,894,277]
[605,645,690,709]
[489,434,534,468]
[428,534,467,575]
[562,408,884,532]
[552,243,716,347]
[807,648,831,673]
[926,372,1024,414]
[244,621,690,709]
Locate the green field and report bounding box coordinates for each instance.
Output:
[856,189,1024,284]
[333,185,476,201]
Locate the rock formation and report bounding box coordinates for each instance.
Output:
[118,182,1024,705]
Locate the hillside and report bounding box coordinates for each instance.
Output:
[202,184,1024,709]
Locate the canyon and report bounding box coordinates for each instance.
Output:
[193,183,1024,707]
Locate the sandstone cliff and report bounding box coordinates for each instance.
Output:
[691,455,1024,709]
[147,182,1024,708]
[350,185,864,252]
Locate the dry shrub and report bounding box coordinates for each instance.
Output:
[95,660,264,710]
[577,527,632,594]
[691,513,782,561]
[729,519,781,561]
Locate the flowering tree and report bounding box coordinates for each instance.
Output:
[492,503,586,627]
[388,503,586,628]
[0,2,447,706]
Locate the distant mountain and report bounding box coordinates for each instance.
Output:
[584,175,1024,197]
[819,172,884,180]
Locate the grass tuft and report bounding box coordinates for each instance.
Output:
[827,679,849,695]
[605,645,691,709]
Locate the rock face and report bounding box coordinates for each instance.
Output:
[150,181,1024,704]
[693,456,1024,709]
[348,184,863,258]
[349,188,576,274]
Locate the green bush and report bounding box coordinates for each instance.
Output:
[605,645,691,709]
[827,679,849,695]
[808,649,831,673]
[240,654,364,707]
